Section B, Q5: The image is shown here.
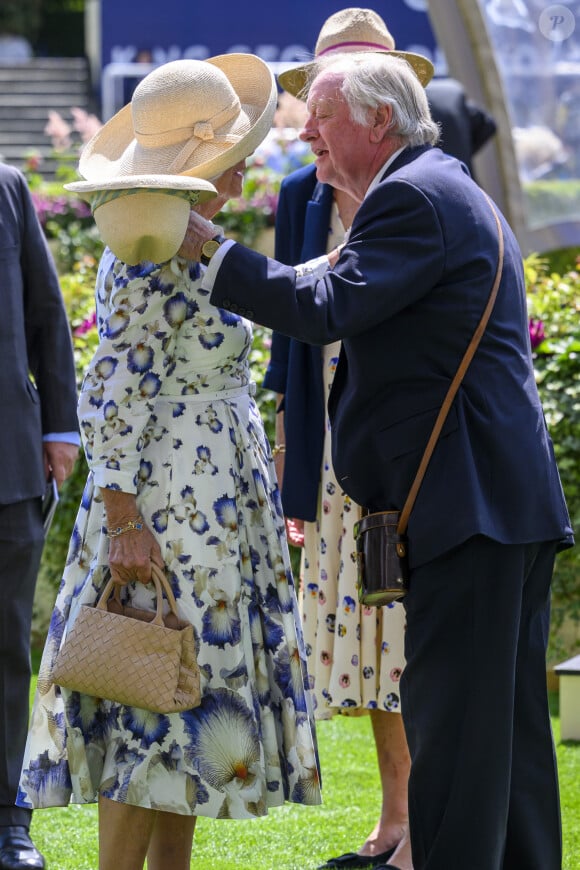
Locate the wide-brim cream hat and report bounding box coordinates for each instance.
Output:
[278,7,434,97]
[64,54,277,264]
[67,54,277,191]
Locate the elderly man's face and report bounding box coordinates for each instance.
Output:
[300,69,375,197]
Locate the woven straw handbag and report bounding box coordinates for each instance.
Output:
[52,563,200,713]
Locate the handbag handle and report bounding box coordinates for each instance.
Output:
[397,196,504,537]
[96,563,180,626]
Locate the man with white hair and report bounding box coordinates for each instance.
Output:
[181,51,573,870]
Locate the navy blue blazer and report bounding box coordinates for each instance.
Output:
[211,145,573,568]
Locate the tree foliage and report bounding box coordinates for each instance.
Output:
[0,0,42,41]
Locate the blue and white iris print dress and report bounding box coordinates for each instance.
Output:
[18,250,322,819]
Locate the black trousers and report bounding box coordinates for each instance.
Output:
[0,499,44,827]
[401,535,561,870]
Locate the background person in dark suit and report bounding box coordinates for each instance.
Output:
[426,76,496,180]
[180,50,573,870]
[0,163,79,870]
[263,10,496,869]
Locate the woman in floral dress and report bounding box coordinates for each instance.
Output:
[18,56,321,870]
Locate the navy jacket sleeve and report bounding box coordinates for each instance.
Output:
[427,78,496,175]
[262,173,299,395]
[261,164,331,520]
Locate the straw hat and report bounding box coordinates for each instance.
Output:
[64,54,277,264]
[278,7,434,98]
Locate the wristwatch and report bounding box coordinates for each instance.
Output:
[200,234,226,266]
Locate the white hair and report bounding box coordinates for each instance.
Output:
[313,53,440,147]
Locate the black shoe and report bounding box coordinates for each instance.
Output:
[317,847,396,869]
[373,866,401,870]
[0,827,45,870]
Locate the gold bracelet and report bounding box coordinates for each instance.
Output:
[272,444,286,457]
[106,517,144,538]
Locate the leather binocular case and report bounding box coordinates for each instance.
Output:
[354,510,409,606]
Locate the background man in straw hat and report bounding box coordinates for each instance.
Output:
[180,49,573,870]
[277,7,496,177]
[264,11,496,869]
[0,162,79,870]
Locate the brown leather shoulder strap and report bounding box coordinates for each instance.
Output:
[397,195,504,536]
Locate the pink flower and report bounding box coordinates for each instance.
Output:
[25,154,41,172]
[529,317,545,349]
[71,107,103,143]
[44,111,72,151]
[74,311,97,336]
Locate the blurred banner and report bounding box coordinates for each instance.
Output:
[94,1,442,141]
[98,0,439,69]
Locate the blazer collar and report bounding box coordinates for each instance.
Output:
[312,179,332,204]
[380,144,432,181]
[302,180,335,261]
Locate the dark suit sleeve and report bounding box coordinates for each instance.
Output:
[262,177,293,394]
[263,331,290,394]
[427,79,496,172]
[210,179,445,345]
[18,171,79,434]
[466,97,497,155]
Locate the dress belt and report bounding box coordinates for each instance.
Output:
[157,381,257,404]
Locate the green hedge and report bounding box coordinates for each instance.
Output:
[525,253,580,661]
[0,0,41,42]
[524,180,580,229]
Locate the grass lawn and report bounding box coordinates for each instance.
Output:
[27,671,580,869]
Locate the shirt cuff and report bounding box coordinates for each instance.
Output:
[43,432,81,445]
[200,241,330,289]
[201,238,237,290]
[294,254,330,278]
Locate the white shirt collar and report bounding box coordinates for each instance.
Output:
[365,145,407,199]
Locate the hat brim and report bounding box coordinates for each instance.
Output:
[74,54,277,189]
[198,53,278,179]
[91,190,194,265]
[278,50,434,98]
[65,174,218,199]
